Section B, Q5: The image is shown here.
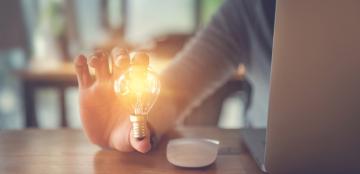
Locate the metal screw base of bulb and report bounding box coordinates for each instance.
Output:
[130,115,146,140]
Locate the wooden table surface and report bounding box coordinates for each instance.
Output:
[0,127,263,174]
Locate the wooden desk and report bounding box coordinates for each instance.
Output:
[0,127,263,174]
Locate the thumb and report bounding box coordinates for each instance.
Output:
[129,124,152,153]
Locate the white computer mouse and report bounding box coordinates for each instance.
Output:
[166,138,220,168]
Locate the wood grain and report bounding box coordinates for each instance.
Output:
[0,127,263,174]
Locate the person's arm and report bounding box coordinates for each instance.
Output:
[149,0,252,140]
[74,0,257,153]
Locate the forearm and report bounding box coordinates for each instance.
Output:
[149,0,251,138]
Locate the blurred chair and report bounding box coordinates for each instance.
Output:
[183,66,252,128]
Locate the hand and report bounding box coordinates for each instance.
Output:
[74,48,151,153]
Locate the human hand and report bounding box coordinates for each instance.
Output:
[74,48,151,153]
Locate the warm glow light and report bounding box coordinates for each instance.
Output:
[114,63,161,140]
[129,75,147,94]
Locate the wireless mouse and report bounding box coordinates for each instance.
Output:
[166,138,220,168]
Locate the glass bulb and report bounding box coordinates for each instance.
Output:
[114,65,161,140]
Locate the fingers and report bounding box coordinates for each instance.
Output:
[132,52,149,66]
[109,121,135,152]
[111,47,130,78]
[74,54,93,88]
[109,120,151,153]
[129,124,152,153]
[88,50,111,81]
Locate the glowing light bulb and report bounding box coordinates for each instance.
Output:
[114,52,160,140]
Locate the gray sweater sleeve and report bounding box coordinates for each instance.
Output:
[158,0,253,120]
[148,0,276,135]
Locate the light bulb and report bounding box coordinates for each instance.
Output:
[114,52,161,140]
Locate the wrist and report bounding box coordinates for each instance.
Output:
[147,77,179,146]
[147,100,178,146]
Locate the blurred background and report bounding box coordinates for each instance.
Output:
[0,0,251,130]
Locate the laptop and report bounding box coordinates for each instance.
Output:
[243,1,360,173]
